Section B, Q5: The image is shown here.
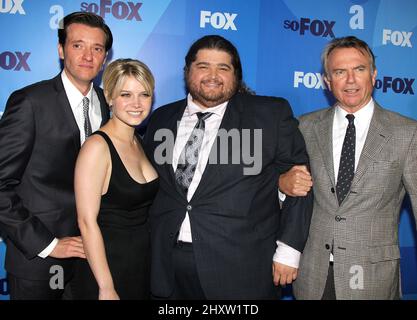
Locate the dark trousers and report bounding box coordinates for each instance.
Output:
[168,241,206,300]
[321,262,336,300]
[8,273,73,300]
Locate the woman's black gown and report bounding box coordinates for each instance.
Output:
[73,131,158,300]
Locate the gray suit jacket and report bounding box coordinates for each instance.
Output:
[293,103,417,300]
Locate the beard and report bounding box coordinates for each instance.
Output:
[186,77,238,108]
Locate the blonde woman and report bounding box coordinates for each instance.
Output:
[73,59,158,300]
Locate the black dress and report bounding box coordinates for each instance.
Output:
[73,131,158,300]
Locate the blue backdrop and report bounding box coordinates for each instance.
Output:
[1,0,416,300]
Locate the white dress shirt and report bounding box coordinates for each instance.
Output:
[175,94,228,242]
[174,94,298,268]
[38,70,103,258]
[61,70,102,145]
[333,99,374,182]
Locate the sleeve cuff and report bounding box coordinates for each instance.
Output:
[38,238,58,258]
[278,189,287,202]
[273,240,301,268]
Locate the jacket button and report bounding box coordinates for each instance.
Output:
[169,233,174,238]
[325,244,330,250]
[331,187,335,193]
[187,205,192,211]
[335,215,341,222]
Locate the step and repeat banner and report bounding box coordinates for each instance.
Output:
[0,0,416,300]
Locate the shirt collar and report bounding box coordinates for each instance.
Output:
[61,70,94,109]
[335,98,374,126]
[186,93,228,117]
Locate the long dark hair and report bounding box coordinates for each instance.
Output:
[184,35,243,88]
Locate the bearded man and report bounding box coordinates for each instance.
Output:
[144,35,313,300]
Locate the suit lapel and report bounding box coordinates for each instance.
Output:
[350,104,392,188]
[53,74,81,150]
[191,94,243,201]
[313,107,336,186]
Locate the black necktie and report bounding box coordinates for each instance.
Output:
[175,112,213,194]
[82,96,92,138]
[336,114,355,205]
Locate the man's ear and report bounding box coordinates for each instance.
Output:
[58,44,64,60]
[324,74,332,91]
[103,52,108,68]
[371,68,377,86]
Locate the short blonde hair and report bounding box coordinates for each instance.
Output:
[102,58,155,105]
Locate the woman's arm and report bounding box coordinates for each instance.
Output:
[74,135,119,300]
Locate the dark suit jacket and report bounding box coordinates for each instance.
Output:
[0,74,109,280]
[144,93,313,299]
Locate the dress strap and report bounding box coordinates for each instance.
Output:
[92,131,120,164]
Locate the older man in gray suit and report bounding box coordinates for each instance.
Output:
[279,36,417,299]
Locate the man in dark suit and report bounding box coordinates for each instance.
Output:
[0,12,112,299]
[144,35,313,299]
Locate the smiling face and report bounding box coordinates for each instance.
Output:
[58,23,107,95]
[324,47,377,113]
[110,76,152,127]
[185,48,238,108]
